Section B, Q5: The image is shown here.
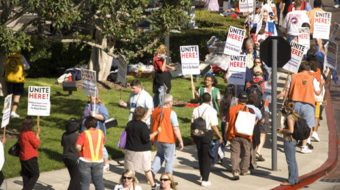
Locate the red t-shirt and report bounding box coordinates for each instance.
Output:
[153,54,168,72]
[19,131,40,161]
[246,77,265,94]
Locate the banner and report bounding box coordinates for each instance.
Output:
[313,11,332,40]
[326,42,338,70]
[180,45,200,75]
[283,41,306,74]
[227,55,247,85]
[1,94,12,128]
[224,26,246,55]
[81,69,97,97]
[116,56,127,86]
[298,27,310,54]
[239,0,254,12]
[27,86,51,116]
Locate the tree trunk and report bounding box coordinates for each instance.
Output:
[0,53,7,97]
[88,30,113,81]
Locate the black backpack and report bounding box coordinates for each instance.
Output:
[246,80,264,108]
[292,117,311,140]
[191,108,208,138]
[285,116,311,140]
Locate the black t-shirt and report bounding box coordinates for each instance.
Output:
[61,132,79,160]
[125,120,151,151]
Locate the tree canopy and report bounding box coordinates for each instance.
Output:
[0,0,192,60]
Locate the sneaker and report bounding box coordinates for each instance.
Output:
[233,172,240,180]
[241,170,251,176]
[334,4,340,8]
[10,112,20,118]
[307,143,314,150]
[301,147,312,154]
[103,164,110,172]
[312,132,320,142]
[201,181,211,187]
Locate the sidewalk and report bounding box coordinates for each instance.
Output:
[3,107,330,190]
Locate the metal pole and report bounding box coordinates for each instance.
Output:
[272,39,278,171]
[165,35,170,64]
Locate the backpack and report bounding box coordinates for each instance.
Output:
[191,108,208,138]
[293,117,311,141]
[246,80,264,108]
[285,116,311,141]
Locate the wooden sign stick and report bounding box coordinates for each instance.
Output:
[191,75,195,99]
[37,116,40,131]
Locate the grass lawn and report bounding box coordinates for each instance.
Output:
[1,75,226,178]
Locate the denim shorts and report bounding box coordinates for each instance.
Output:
[294,102,315,128]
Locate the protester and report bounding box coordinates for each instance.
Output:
[19,116,40,190]
[220,84,238,144]
[277,61,324,153]
[76,117,105,190]
[308,60,325,142]
[119,80,154,126]
[283,0,310,42]
[226,92,256,180]
[205,0,219,12]
[153,44,175,107]
[0,135,6,186]
[61,118,80,190]
[255,10,278,43]
[251,57,269,81]
[113,170,142,190]
[5,51,30,118]
[243,39,257,69]
[155,173,177,190]
[194,75,221,112]
[277,101,299,186]
[151,94,184,176]
[307,0,326,56]
[191,93,223,187]
[80,93,109,171]
[124,106,160,189]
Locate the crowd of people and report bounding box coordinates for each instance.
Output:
[1,0,337,189]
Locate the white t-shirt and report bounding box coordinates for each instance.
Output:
[127,89,154,125]
[283,10,310,36]
[113,184,142,190]
[191,103,218,130]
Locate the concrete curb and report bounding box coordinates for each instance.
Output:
[271,87,339,190]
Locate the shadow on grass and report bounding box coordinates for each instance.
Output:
[39,148,63,162]
[106,146,125,159]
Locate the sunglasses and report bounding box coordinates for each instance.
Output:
[123,176,132,180]
[160,178,170,182]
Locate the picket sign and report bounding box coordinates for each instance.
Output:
[27,86,51,116]
[2,94,12,128]
[313,11,332,40]
[227,55,247,85]
[325,41,338,70]
[239,0,254,12]
[298,27,310,54]
[283,41,307,74]
[224,26,246,55]
[180,45,200,75]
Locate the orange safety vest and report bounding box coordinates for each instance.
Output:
[151,107,176,144]
[226,104,253,142]
[308,69,321,82]
[82,129,104,162]
[5,52,25,83]
[289,72,315,106]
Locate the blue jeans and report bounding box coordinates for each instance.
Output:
[153,86,165,107]
[151,142,176,174]
[294,102,315,128]
[284,140,299,185]
[79,160,104,190]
